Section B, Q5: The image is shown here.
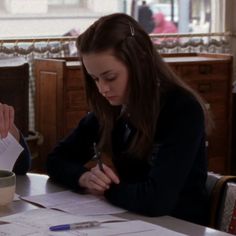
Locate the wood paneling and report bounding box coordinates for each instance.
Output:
[166,53,233,174]
[35,53,233,174]
[0,58,29,136]
[35,58,88,171]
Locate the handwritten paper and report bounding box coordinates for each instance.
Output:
[0,208,187,236]
[21,190,126,215]
[75,220,187,236]
[0,208,125,236]
[0,133,23,171]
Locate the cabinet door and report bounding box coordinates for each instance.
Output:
[0,63,29,136]
[169,59,232,174]
[35,59,65,169]
[64,65,88,135]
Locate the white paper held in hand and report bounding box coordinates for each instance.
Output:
[0,133,24,171]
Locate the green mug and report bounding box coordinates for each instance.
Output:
[0,170,16,206]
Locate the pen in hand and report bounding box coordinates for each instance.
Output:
[93,142,104,172]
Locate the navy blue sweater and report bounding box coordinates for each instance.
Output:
[47,88,208,225]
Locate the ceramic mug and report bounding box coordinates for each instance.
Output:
[0,170,16,206]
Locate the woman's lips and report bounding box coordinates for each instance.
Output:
[106,96,117,100]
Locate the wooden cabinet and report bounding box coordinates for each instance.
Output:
[232,89,236,174]
[35,58,88,171]
[0,57,29,136]
[35,53,233,174]
[164,53,233,174]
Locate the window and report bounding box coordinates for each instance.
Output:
[137,0,224,34]
[48,0,80,5]
[0,0,225,38]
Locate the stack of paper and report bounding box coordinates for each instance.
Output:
[0,208,187,236]
[21,190,126,215]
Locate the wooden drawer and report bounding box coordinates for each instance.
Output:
[186,80,228,102]
[208,157,227,174]
[65,68,84,89]
[206,100,229,120]
[169,65,180,74]
[66,90,87,110]
[207,120,228,158]
[65,110,88,133]
[180,63,229,81]
[208,136,227,159]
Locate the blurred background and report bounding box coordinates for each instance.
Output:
[0,0,224,38]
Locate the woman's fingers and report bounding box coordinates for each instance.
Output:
[91,166,112,185]
[89,172,110,190]
[3,105,11,135]
[0,104,5,137]
[9,106,14,129]
[0,103,15,138]
[91,164,120,185]
[102,164,120,184]
[79,171,107,193]
[79,163,120,195]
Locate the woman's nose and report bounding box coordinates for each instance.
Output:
[97,81,110,95]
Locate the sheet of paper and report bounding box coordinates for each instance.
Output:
[0,133,23,171]
[52,198,126,215]
[21,190,126,215]
[14,193,20,201]
[77,220,187,236]
[0,208,186,236]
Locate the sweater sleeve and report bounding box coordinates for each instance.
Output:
[46,113,99,190]
[13,133,31,175]
[104,97,206,216]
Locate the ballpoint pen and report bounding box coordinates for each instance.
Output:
[49,219,127,231]
[49,220,101,231]
[93,142,104,172]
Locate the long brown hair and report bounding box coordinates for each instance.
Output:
[77,13,211,159]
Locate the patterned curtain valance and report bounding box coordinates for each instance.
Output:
[0,32,232,56]
[0,32,232,131]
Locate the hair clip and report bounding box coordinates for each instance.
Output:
[129,23,135,37]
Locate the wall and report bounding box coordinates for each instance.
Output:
[225,0,236,82]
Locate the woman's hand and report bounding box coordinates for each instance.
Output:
[79,163,120,195]
[0,103,19,140]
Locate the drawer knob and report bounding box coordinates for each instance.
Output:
[198,83,212,93]
[199,65,212,74]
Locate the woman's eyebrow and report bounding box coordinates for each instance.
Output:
[100,70,113,77]
[89,70,113,78]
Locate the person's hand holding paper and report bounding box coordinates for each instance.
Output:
[0,103,24,171]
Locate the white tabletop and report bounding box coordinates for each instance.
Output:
[0,173,232,236]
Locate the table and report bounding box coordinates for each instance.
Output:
[0,173,232,236]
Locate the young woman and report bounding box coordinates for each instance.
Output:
[46,13,211,225]
[0,103,31,174]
